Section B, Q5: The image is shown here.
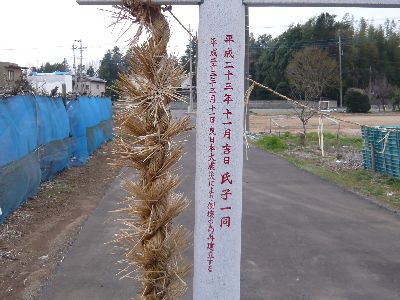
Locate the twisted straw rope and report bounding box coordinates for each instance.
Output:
[113,1,191,299]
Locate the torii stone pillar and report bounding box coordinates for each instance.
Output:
[194,0,245,299]
[77,1,400,299]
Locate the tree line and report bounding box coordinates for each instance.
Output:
[34,13,400,107]
[249,12,400,110]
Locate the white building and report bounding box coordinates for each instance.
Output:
[28,72,73,94]
[75,76,106,97]
[181,76,192,89]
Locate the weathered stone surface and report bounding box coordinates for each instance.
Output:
[194,0,245,299]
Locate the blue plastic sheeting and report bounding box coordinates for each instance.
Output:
[0,96,70,223]
[39,138,72,181]
[0,95,113,223]
[79,96,112,127]
[68,99,87,166]
[36,96,70,145]
[0,96,70,167]
[68,97,112,165]
[87,120,113,155]
[37,96,71,181]
[0,152,41,223]
[0,96,38,166]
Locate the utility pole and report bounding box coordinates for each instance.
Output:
[72,42,78,93]
[188,25,194,113]
[338,35,343,108]
[79,39,84,76]
[72,43,78,76]
[74,39,86,80]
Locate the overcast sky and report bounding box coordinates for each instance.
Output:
[1,0,400,69]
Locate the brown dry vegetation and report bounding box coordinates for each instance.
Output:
[250,111,400,136]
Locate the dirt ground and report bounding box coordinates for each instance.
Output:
[0,141,120,300]
[250,111,400,136]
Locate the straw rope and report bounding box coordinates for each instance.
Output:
[377,130,394,154]
[163,6,195,40]
[113,1,191,299]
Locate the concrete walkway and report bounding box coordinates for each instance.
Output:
[40,117,400,300]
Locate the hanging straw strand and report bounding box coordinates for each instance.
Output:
[113,1,192,299]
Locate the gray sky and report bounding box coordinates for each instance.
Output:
[1,1,400,69]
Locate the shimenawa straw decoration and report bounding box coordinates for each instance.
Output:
[113,1,192,299]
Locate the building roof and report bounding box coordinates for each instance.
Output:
[31,71,72,76]
[83,76,107,83]
[0,61,22,69]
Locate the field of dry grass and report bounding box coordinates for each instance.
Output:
[250,111,400,136]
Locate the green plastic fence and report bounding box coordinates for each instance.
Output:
[362,126,400,179]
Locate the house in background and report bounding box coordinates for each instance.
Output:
[28,71,73,94]
[75,76,106,97]
[0,62,23,89]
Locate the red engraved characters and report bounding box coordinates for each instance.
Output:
[207,37,219,272]
[224,34,234,45]
[220,216,231,228]
[218,34,236,233]
[221,171,233,185]
[221,188,232,201]
[206,34,237,271]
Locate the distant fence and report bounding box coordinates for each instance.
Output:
[0,95,112,223]
[362,126,400,179]
[171,97,338,110]
[171,98,295,110]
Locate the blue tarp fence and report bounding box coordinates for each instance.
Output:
[68,96,113,165]
[0,95,112,223]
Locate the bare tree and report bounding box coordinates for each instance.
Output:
[371,76,394,112]
[392,87,400,111]
[287,47,338,140]
[0,72,36,98]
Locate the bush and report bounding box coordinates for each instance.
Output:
[256,136,287,152]
[345,88,370,113]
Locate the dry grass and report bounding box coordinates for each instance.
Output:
[250,111,400,136]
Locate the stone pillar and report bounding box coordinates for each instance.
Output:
[194,0,245,299]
